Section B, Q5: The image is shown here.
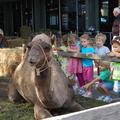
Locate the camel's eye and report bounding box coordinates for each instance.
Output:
[27,43,32,49]
[27,45,31,49]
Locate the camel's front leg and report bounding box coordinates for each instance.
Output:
[34,102,52,120]
[63,100,84,112]
[8,81,25,103]
[68,101,84,111]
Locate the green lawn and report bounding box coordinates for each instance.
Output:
[0,100,34,120]
[0,77,106,120]
[0,97,106,120]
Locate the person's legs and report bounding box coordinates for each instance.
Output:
[76,73,85,87]
[82,67,93,98]
[97,82,113,102]
[97,82,113,95]
[113,81,120,93]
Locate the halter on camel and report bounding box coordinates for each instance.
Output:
[29,40,51,74]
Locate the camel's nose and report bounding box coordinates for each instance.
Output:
[28,57,37,65]
[29,60,35,64]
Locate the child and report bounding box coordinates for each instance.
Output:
[59,38,68,75]
[67,34,82,92]
[95,33,110,75]
[84,61,114,103]
[80,34,95,97]
[52,34,68,75]
[108,36,120,93]
[95,33,110,57]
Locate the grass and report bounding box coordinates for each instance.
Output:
[0,77,106,120]
[0,97,106,120]
[75,95,106,109]
[0,100,34,120]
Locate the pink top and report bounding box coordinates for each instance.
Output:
[67,44,82,74]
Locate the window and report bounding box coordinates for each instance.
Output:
[61,0,76,31]
[46,0,59,29]
[100,1,109,23]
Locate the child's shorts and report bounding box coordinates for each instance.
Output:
[113,81,120,93]
[83,66,93,82]
[98,82,113,91]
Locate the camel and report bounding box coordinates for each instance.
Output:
[8,33,83,120]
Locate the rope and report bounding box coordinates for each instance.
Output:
[31,41,51,73]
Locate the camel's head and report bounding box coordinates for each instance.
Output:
[27,33,52,68]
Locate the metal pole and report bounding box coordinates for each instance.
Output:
[21,0,23,26]
[32,0,35,32]
[76,0,79,35]
[58,0,61,34]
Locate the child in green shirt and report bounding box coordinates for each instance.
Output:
[109,36,120,93]
[84,61,113,103]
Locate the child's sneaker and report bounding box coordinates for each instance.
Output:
[82,91,92,98]
[78,87,86,95]
[96,95,105,101]
[103,96,113,103]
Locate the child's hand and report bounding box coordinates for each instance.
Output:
[86,53,93,57]
[83,83,91,90]
[115,53,120,57]
[92,54,101,59]
[108,52,115,57]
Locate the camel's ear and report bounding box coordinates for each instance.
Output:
[22,44,26,54]
[27,42,32,49]
[21,44,27,61]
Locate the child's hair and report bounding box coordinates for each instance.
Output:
[112,36,120,45]
[99,60,110,68]
[95,33,107,44]
[69,34,77,40]
[68,34,77,44]
[62,34,68,42]
[80,33,90,40]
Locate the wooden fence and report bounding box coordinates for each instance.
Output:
[57,51,120,63]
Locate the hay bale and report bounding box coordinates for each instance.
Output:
[7,37,30,48]
[0,47,23,76]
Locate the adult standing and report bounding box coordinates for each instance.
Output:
[112,7,120,37]
[0,28,7,48]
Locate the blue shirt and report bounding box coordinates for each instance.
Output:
[81,47,95,67]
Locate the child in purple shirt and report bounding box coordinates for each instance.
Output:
[95,33,110,75]
[95,33,110,57]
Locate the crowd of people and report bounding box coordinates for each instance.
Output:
[52,32,120,103]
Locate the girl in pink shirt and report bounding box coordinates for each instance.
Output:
[67,34,83,88]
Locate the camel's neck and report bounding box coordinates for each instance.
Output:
[35,65,51,89]
[35,66,53,106]
[36,67,50,80]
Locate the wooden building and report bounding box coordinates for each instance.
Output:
[0,0,119,36]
